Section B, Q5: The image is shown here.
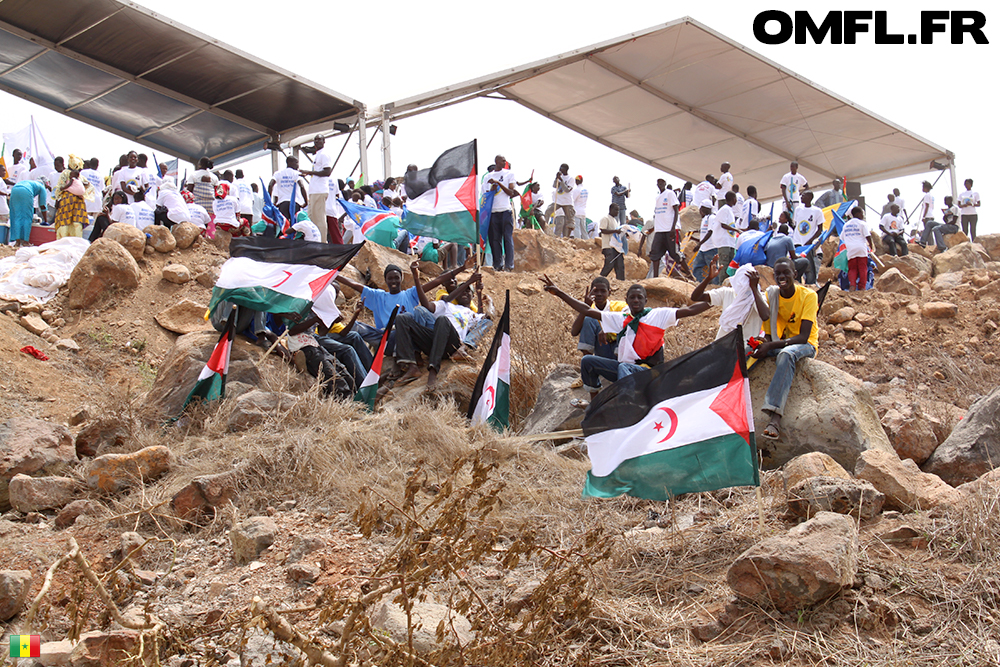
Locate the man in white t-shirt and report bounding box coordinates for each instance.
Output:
[731,184,746,228]
[269,156,307,223]
[780,161,808,214]
[112,151,148,204]
[598,203,624,280]
[715,162,734,203]
[647,178,690,279]
[9,150,28,183]
[916,181,938,248]
[552,163,576,238]
[741,185,761,231]
[300,135,333,242]
[572,175,589,239]
[692,175,718,211]
[541,277,710,401]
[80,158,106,217]
[879,203,908,256]
[691,204,719,282]
[959,178,981,241]
[484,155,519,271]
[892,188,908,220]
[691,256,769,341]
[713,191,740,280]
[791,191,824,284]
[233,169,255,226]
[840,207,872,291]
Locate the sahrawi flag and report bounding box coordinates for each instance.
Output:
[581,328,758,500]
[181,305,237,412]
[207,237,364,328]
[354,306,399,410]
[403,139,478,245]
[467,290,510,431]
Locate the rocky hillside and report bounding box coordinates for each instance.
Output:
[2,224,1000,666]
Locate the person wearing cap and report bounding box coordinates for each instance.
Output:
[300,135,333,242]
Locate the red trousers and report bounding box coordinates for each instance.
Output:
[326,216,343,244]
[847,256,868,291]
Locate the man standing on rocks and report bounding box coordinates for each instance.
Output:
[552,164,576,238]
[611,176,630,226]
[958,178,980,241]
[648,178,691,279]
[780,162,808,215]
[750,256,819,440]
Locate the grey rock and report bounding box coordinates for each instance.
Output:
[0,418,77,511]
[787,475,884,520]
[8,474,78,512]
[230,516,277,564]
[521,364,593,436]
[924,385,1000,485]
[0,569,32,621]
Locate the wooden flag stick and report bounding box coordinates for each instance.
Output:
[502,428,584,443]
[257,332,288,369]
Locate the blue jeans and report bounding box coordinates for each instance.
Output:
[352,322,396,355]
[578,317,616,359]
[760,343,816,416]
[919,219,940,247]
[932,223,959,251]
[580,355,646,393]
[692,248,718,282]
[316,332,371,389]
[488,210,514,270]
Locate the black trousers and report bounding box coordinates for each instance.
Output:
[600,248,625,280]
[394,313,461,371]
[882,234,908,256]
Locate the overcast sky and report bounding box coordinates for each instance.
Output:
[2,0,995,228]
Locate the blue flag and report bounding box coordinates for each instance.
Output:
[795,200,854,257]
[259,178,287,234]
[478,189,495,248]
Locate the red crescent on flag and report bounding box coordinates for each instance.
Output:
[656,408,678,443]
[485,385,495,411]
[272,270,293,288]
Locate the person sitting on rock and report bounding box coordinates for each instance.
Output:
[334,257,474,352]
[879,203,908,256]
[540,275,710,406]
[571,276,628,360]
[933,195,961,251]
[283,311,353,399]
[749,256,819,441]
[691,256,769,342]
[394,261,486,392]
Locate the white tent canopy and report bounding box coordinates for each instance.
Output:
[386,17,952,201]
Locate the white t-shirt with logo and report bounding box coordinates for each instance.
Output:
[553,173,575,206]
[652,188,679,232]
[110,203,137,227]
[740,198,760,231]
[573,186,588,218]
[212,195,240,228]
[292,219,321,242]
[434,301,483,340]
[699,213,720,251]
[79,168,106,214]
[692,180,715,210]
[131,201,156,230]
[715,171,734,201]
[271,168,305,205]
[308,149,332,195]
[840,219,871,260]
[880,213,904,235]
[112,166,148,204]
[792,204,824,246]
[714,204,737,248]
[780,172,808,203]
[187,203,211,229]
[234,178,254,214]
[959,190,980,216]
[484,169,517,213]
[918,193,935,220]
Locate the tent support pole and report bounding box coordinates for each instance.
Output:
[358,105,368,184]
[381,105,392,180]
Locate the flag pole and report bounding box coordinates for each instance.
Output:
[257,331,289,369]
[756,486,765,533]
[473,138,481,271]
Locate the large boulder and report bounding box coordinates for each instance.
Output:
[727,512,858,612]
[880,254,933,280]
[624,254,649,281]
[370,601,473,655]
[103,223,146,261]
[0,418,77,511]
[638,277,693,307]
[171,466,245,520]
[8,473,78,512]
[86,445,172,493]
[227,390,298,431]
[66,238,142,309]
[145,225,176,253]
[881,408,939,465]
[875,268,921,296]
[975,234,1000,261]
[143,331,263,419]
[924,386,1000,485]
[512,229,575,273]
[782,452,852,492]
[678,204,702,235]
[921,301,958,319]
[932,242,990,276]
[521,365,592,435]
[0,570,33,621]
[750,358,894,470]
[855,449,959,512]
[345,242,416,293]
[172,222,201,249]
[786,476,884,520]
[155,299,213,335]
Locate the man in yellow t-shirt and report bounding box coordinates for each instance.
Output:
[749,257,819,440]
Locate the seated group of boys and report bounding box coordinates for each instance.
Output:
[261,256,493,398]
[542,252,819,441]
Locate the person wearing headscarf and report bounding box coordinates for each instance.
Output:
[155,178,191,229]
[53,166,94,239]
[690,256,769,342]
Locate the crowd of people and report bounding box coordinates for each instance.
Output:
[0,140,984,434]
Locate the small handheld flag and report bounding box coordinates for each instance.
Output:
[9,634,41,658]
[467,291,510,432]
[354,306,398,410]
[259,178,288,235]
[179,306,237,414]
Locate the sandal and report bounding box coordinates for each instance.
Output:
[570,398,589,410]
[761,424,780,440]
